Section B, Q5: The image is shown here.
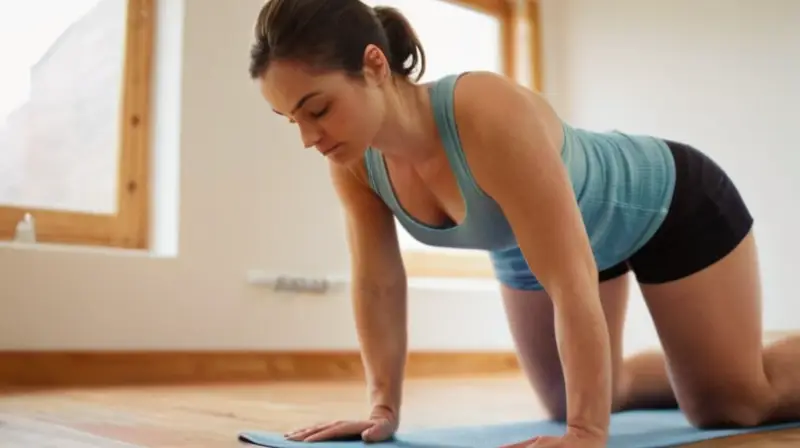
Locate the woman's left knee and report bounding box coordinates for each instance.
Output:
[680,388,776,429]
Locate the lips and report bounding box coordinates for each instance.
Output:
[319,144,342,156]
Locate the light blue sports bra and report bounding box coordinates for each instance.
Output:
[363,73,676,277]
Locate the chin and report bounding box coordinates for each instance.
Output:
[328,145,366,166]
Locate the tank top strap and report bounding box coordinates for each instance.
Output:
[363,146,397,208]
[428,73,488,198]
[362,73,489,208]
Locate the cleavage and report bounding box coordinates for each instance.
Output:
[385,155,466,229]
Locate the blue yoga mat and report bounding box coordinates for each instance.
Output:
[238,409,800,448]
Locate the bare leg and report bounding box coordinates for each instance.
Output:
[639,230,800,428]
[618,350,677,411]
[761,334,800,422]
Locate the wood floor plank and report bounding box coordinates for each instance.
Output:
[0,414,142,447]
[0,375,798,447]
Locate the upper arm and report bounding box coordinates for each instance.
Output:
[454,73,597,299]
[329,159,406,284]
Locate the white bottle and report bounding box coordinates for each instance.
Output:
[14,213,37,244]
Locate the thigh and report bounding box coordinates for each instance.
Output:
[638,230,772,421]
[500,267,631,420]
[629,140,771,422]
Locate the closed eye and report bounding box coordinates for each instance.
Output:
[310,105,329,119]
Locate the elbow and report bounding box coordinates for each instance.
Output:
[543,257,599,304]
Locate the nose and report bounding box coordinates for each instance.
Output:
[298,122,322,149]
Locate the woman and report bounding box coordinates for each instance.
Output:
[248,0,800,447]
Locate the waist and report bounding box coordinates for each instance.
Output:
[562,125,677,265]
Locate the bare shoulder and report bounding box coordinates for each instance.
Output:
[451,71,564,158]
[446,71,573,208]
[445,72,593,292]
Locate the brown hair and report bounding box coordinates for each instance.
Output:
[248,0,426,82]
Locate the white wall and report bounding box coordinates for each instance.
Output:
[537,0,800,338]
[0,0,797,354]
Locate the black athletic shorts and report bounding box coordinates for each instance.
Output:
[598,139,754,284]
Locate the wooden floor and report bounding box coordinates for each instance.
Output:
[0,374,798,447]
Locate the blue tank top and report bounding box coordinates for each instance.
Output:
[363,73,676,282]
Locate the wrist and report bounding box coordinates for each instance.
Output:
[369,382,402,416]
[370,404,400,427]
[370,403,397,417]
[567,423,609,445]
[566,400,610,442]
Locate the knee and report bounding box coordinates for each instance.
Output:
[680,390,774,429]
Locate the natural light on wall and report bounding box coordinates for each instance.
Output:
[361,0,504,256]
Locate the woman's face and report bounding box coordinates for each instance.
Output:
[259,56,388,166]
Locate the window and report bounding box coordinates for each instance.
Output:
[362,0,539,278]
[0,0,153,249]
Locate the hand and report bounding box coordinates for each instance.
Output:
[500,426,607,448]
[284,407,398,443]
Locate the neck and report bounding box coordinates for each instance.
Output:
[370,79,437,163]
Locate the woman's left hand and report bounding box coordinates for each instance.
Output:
[499,428,608,448]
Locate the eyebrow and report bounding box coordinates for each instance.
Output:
[273,91,322,116]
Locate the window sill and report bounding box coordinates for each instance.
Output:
[0,240,175,259]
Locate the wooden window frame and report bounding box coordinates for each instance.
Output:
[528,0,543,93]
[402,0,542,278]
[0,0,154,250]
[441,0,519,76]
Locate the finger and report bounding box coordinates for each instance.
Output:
[528,436,557,447]
[285,424,327,440]
[303,421,370,442]
[284,420,333,436]
[285,421,338,441]
[499,436,544,448]
[498,442,533,448]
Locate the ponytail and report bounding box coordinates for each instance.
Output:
[373,6,426,81]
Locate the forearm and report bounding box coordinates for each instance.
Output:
[352,273,408,419]
[552,285,612,437]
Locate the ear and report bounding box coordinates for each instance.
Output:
[362,44,390,85]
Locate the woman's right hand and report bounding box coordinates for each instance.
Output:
[283,407,398,443]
